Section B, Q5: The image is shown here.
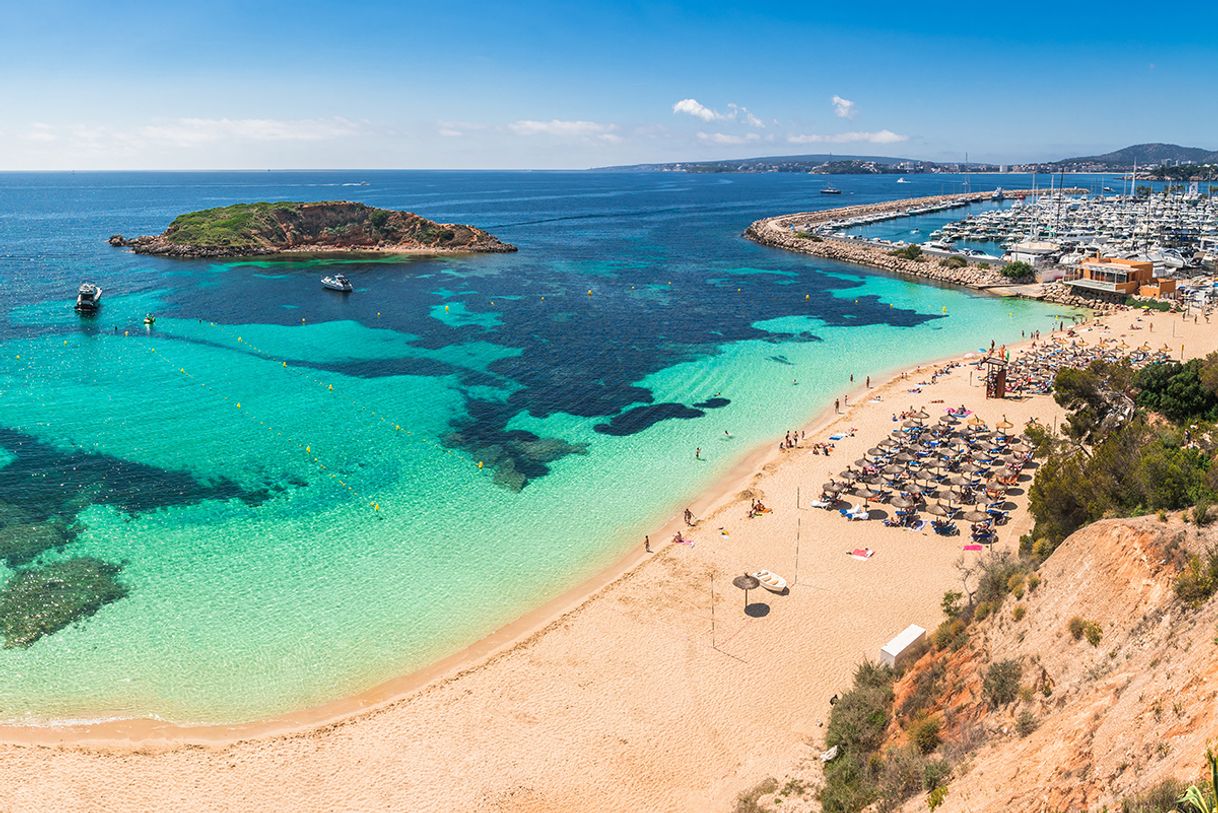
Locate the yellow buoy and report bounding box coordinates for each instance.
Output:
[587,289,593,296]
[306,445,311,454]
[805,294,810,301]
[327,384,333,391]
[372,502,380,511]
[63,340,68,346]
[444,305,450,312]
[237,336,242,343]
[282,361,287,368]
[236,402,242,409]
[477,460,484,469]
[179,367,185,374]
[124,330,129,337]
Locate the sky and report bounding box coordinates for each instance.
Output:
[1,0,1216,170]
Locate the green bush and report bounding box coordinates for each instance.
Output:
[1175,550,1218,607]
[933,617,968,651]
[1000,260,1035,281]
[1069,616,1087,640]
[941,256,967,269]
[982,660,1022,708]
[1084,621,1103,647]
[907,715,942,754]
[1015,710,1039,737]
[889,245,923,260]
[1012,605,1026,622]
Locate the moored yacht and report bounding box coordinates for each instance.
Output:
[75,282,102,312]
[820,185,842,195]
[321,273,353,292]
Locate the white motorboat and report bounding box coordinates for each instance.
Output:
[751,569,788,594]
[321,273,353,292]
[896,177,909,184]
[75,282,102,312]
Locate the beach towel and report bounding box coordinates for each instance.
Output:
[849,548,875,560]
[828,433,846,441]
[962,544,983,552]
[809,499,832,509]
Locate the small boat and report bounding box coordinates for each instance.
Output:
[143,313,156,326]
[321,273,353,292]
[75,282,102,312]
[896,177,909,184]
[751,569,788,594]
[991,187,1005,201]
[820,185,842,195]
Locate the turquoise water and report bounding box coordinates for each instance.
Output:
[0,171,1076,723]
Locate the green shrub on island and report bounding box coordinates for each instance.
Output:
[940,256,967,269]
[793,231,823,241]
[999,261,1035,281]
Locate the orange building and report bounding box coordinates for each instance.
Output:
[1064,256,1177,299]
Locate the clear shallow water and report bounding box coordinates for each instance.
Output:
[0,171,1074,724]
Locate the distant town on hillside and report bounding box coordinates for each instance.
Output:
[593,143,1218,180]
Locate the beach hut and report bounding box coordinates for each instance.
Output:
[880,624,927,669]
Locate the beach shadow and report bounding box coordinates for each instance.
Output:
[1004,487,1025,496]
[745,603,771,618]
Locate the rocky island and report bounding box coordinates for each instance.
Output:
[109,201,516,258]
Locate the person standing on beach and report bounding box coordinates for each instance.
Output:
[684,508,693,525]
[644,535,651,553]
[866,376,870,388]
[834,398,840,413]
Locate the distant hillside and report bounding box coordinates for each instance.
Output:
[1043,142,1218,170]
[109,201,516,258]
[592,154,996,174]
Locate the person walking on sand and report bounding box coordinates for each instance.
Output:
[866,375,870,388]
[834,398,840,413]
[684,508,693,525]
[644,535,651,553]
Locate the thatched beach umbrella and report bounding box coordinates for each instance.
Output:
[962,509,992,523]
[924,503,950,517]
[732,574,760,612]
[890,495,917,510]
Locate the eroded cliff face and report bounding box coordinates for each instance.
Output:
[893,516,1218,812]
[109,201,516,257]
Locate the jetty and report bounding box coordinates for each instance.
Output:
[744,190,1110,310]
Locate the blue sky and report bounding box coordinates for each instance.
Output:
[2,0,1216,169]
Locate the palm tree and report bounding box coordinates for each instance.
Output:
[1178,748,1218,813]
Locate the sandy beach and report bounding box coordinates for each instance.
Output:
[1,305,1213,812]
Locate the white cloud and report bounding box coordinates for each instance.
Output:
[697,131,761,145]
[438,128,464,137]
[831,95,857,119]
[598,133,624,144]
[674,99,765,128]
[138,117,360,146]
[673,98,720,122]
[787,129,908,145]
[507,119,617,137]
[727,103,765,129]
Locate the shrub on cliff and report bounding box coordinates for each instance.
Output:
[982,660,1022,708]
[940,256,967,269]
[1175,548,1218,607]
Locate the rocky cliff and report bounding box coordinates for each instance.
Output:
[109,201,516,258]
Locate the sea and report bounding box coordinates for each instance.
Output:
[0,170,1081,724]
